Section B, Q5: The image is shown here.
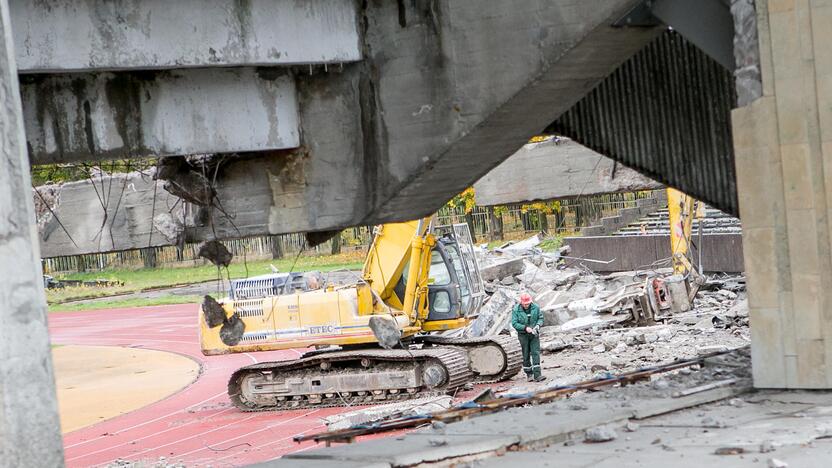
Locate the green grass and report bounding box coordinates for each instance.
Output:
[47,251,365,305]
[49,295,209,313]
[485,235,563,252]
[538,236,563,253]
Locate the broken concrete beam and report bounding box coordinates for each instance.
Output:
[466,288,517,338]
[480,257,525,282]
[324,396,453,432]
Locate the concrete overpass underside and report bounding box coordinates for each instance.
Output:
[25,0,667,256]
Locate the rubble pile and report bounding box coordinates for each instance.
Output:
[465,235,750,385]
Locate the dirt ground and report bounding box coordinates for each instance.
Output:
[52,345,200,433]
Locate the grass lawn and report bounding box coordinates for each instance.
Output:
[47,251,365,305]
[49,295,209,313]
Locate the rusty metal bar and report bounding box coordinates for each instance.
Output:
[294,348,739,444]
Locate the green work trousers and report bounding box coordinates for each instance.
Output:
[518,332,541,379]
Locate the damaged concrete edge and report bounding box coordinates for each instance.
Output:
[363,0,662,224]
[282,384,750,467]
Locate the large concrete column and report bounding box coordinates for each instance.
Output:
[733,0,832,388]
[0,0,65,465]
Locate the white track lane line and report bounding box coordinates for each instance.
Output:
[65,407,236,462]
[104,413,261,462]
[179,409,321,460]
[64,390,227,450]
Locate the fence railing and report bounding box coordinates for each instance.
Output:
[43,190,663,275]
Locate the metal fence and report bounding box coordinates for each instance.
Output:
[438,190,662,243]
[43,190,663,275]
[43,226,374,275]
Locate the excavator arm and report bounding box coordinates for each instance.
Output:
[361,217,434,321]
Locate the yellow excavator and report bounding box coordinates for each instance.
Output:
[199,218,521,411]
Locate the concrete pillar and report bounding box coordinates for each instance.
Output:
[0,0,65,465]
[733,0,832,388]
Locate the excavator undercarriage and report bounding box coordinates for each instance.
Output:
[228,336,521,411]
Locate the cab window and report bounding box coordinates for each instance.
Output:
[429,251,451,285]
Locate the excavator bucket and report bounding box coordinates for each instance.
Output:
[368,316,401,349]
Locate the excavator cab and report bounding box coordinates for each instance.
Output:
[394,223,486,323]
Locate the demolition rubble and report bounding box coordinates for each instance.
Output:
[460,234,749,388]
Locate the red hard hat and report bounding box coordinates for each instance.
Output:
[520,293,532,306]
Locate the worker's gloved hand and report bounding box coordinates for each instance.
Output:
[525,326,534,334]
[533,326,540,335]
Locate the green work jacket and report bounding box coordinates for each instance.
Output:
[511,302,543,334]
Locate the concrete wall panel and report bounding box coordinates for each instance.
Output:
[563,234,745,273]
[473,138,662,206]
[10,0,360,73]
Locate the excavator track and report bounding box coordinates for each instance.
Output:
[228,347,473,412]
[419,334,523,383]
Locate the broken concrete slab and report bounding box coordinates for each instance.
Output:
[324,396,453,432]
[286,433,521,466]
[466,288,517,338]
[479,257,526,282]
[497,234,542,256]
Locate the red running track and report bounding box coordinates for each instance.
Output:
[49,305,353,467]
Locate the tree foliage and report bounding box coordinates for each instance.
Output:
[447,187,477,214]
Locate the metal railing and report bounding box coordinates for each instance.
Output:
[43,190,663,274]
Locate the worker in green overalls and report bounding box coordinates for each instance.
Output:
[511,292,546,382]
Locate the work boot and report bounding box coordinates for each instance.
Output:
[526,374,534,382]
[534,375,546,382]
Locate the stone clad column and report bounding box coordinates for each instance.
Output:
[733,0,832,388]
[0,0,65,464]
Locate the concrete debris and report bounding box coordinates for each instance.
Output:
[651,379,670,390]
[153,213,184,244]
[323,396,453,432]
[584,425,617,443]
[540,337,571,352]
[760,440,776,453]
[108,458,186,468]
[431,420,447,433]
[465,288,517,338]
[714,446,745,455]
[155,156,216,206]
[33,183,61,233]
[455,236,749,390]
[624,422,639,432]
[767,458,788,468]
[698,345,730,355]
[610,357,628,368]
[197,240,233,267]
[496,233,541,256]
[479,257,525,282]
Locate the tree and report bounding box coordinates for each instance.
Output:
[331,231,342,255]
[520,201,561,235]
[447,187,478,241]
